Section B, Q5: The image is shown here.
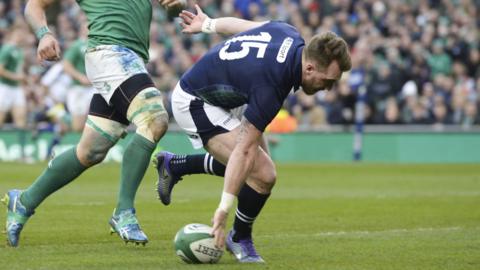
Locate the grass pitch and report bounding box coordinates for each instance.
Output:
[0,162,479,270]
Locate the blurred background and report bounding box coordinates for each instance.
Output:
[0,0,479,163]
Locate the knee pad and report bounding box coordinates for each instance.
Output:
[127,87,169,142]
[86,115,127,143]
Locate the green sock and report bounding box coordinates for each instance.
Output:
[115,133,155,214]
[21,147,87,210]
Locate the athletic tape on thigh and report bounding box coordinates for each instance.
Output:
[86,115,127,143]
[127,87,167,123]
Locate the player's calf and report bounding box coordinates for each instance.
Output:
[249,152,277,193]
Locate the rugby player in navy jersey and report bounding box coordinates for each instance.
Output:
[155,5,352,262]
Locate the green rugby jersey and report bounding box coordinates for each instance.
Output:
[63,39,87,85]
[77,0,152,62]
[0,44,24,86]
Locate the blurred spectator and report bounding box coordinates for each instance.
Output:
[290,91,327,128]
[383,97,402,124]
[0,21,29,130]
[266,109,298,133]
[0,0,479,132]
[427,40,453,79]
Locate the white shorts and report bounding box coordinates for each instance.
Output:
[66,85,95,116]
[41,62,71,103]
[85,45,148,103]
[0,83,26,112]
[171,83,241,149]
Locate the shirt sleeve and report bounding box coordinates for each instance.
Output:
[0,45,11,66]
[243,85,286,132]
[63,41,80,64]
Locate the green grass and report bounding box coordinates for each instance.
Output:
[0,162,479,270]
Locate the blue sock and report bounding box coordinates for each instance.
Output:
[169,153,225,177]
[233,184,270,241]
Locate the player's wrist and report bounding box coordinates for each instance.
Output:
[218,191,236,213]
[35,26,53,40]
[201,17,217,33]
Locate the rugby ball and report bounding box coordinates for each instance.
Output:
[174,223,224,264]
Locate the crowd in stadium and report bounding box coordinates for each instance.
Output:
[0,0,479,132]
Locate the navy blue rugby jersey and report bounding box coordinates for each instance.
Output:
[180,21,304,132]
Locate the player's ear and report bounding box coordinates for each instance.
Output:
[305,62,315,74]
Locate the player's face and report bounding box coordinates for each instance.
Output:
[302,60,342,95]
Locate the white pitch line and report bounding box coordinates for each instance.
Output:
[258,226,479,239]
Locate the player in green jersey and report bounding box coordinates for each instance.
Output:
[62,23,93,132]
[2,0,185,247]
[0,23,29,156]
[44,23,93,158]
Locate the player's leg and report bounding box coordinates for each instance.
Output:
[205,128,274,263]
[2,95,126,247]
[106,75,168,244]
[156,131,270,182]
[154,136,270,206]
[0,111,7,127]
[154,84,237,204]
[154,89,258,205]
[11,90,27,129]
[112,75,169,213]
[0,84,10,127]
[153,105,265,188]
[153,151,226,201]
[84,46,168,245]
[11,88,28,160]
[44,104,70,160]
[67,86,94,132]
[169,84,272,262]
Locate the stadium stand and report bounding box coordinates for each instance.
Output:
[0,0,479,132]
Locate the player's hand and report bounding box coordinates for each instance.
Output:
[37,34,60,62]
[159,0,185,9]
[18,74,28,85]
[211,207,228,249]
[180,4,208,34]
[79,76,91,86]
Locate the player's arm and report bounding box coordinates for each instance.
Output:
[157,0,185,8]
[211,117,262,248]
[0,66,25,82]
[180,4,268,35]
[63,60,90,86]
[0,48,25,82]
[63,45,90,85]
[25,0,61,61]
